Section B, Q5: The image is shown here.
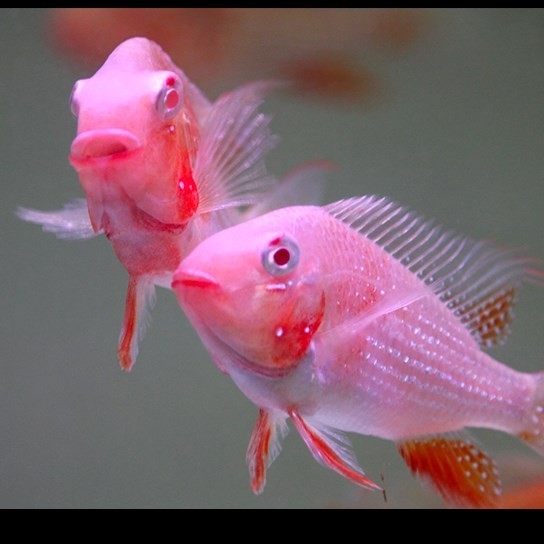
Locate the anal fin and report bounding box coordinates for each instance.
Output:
[398,434,502,508]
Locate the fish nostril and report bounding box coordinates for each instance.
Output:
[70,129,140,160]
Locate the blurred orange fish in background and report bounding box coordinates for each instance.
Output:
[47,8,429,103]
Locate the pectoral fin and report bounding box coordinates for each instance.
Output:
[398,434,502,508]
[194,81,281,214]
[16,199,98,239]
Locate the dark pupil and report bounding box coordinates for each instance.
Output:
[273,247,290,266]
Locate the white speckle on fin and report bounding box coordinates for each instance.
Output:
[16,199,98,239]
[194,81,282,214]
[326,195,543,347]
[398,431,502,508]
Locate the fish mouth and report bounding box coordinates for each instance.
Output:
[69,129,141,162]
[172,269,220,290]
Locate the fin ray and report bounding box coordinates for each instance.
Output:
[194,81,281,214]
[246,409,289,495]
[398,432,502,508]
[17,199,98,239]
[289,408,381,491]
[117,276,156,372]
[326,195,542,347]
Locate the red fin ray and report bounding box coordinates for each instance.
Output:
[289,408,381,491]
[118,276,156,371]
[398,434,502,508]
[246,409,288,495]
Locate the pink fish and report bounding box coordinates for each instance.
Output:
[172,195,544,508]
[18,37,326,371]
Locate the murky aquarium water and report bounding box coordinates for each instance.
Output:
[2,8,544,508]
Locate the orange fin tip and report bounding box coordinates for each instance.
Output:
[398,434,502,508]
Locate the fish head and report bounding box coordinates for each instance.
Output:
[173,212,326,377]
[68,37,202,230]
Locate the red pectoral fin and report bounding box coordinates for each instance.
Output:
[246,409,288,495]
[398,435,502,508]
[289,408,381,491]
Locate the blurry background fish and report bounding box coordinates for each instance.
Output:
[47,8,429,104]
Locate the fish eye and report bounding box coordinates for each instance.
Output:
[156,74,182,121]
[70,80,82,117]
[262,236,300,277]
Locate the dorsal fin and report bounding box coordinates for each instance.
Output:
[325,195,542,348]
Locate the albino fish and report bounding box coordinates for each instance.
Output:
[18,37,326,371]
[172,195,544,508]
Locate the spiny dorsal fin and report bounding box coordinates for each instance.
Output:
[194,81,281,214]
[398,433,502,508]
[325,195,541,348]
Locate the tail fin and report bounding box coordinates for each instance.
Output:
[518,372,544,456]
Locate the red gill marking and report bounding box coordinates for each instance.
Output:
[165,76,176,87]
[289,408,381,491]
[177,153,199,222]
[398,437,502,508]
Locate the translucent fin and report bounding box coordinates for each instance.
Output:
[244,160,332,220]
[194,81,282,214]
[326,195,543,348]
[16,199,98,239]
[246,409,289,495]
[117,276,156,372]
[289,408,381,491]
[397,432,502,508]
[517,372,544,457]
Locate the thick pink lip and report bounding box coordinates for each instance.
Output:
[69,129,141,162]
[172,269,220,290]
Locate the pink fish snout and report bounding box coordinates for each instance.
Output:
[172,269,220,290]
[70,129,141,161]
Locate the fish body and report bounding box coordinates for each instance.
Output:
[18,37,327,370]
[173,196,544,507]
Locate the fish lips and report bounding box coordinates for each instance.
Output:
[69,129,142,166]
[172,269,220,291]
